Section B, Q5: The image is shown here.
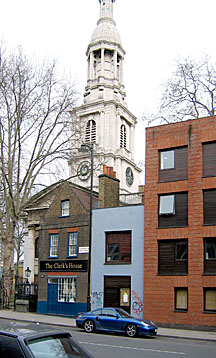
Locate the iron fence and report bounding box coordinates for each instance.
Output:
[0,279,10,309]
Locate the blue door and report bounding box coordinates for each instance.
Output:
[47,283,58,314]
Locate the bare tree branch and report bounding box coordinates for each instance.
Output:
[144,55,216,126]
[0,45,80,295]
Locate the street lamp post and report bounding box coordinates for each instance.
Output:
[79,143,94,312]
[25,267,31,285]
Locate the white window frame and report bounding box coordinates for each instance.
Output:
[68,232,78,257]
[61,200,69,217]
[58,277,76,303]
[49,234,59,258]
[159,195,175,215]
[160,150,174,170]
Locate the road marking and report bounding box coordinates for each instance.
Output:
[79,341,186,355]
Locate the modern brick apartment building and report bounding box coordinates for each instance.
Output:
[144,116,216,329]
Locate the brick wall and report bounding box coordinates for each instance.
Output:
[144,116,216,328]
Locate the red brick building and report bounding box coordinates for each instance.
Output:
[144,116,216,329]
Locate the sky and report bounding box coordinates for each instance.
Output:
[1,0,216,163]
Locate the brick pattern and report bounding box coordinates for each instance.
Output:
[144,116,216,328]
[37,182,90,303]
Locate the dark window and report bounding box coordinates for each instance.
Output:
[176,241,188,261]
[203,189,216,225]
[0,335,24,357]
[120,124,126,148]
[159,147,188,182]
[158,192,188,228]
[105,231,131,264]
[203,141,216,177]
[35,237,39,258]
[204,288,216,312]
[175,287,188,311]
[107,243,119,261]
[158,239,188,275]
[204,238,216,274]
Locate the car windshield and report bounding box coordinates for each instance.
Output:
[28,335,88,357]
[115,308,131,318]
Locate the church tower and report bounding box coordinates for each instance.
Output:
[69,0,141,193]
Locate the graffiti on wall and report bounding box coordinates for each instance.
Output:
[132,290,143,316]
[91,291,103,309]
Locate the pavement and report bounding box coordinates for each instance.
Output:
[0,309,216,342]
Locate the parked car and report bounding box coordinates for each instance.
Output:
[76,307,157,338]
[0,321,94,358]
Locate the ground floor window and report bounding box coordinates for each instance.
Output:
[175,287,188,311]
[58,277,76,303]
[204,288,216,312]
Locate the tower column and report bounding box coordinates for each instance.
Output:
[89,51,94,80]
[114,49,118,79]
[101,48,105,78]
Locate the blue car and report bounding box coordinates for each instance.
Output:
[76,307,157,337]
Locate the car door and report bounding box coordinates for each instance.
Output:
[96,309,123,332]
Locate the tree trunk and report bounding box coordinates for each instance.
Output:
[2,235,15,302]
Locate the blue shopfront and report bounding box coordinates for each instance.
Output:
[37,259,88,316]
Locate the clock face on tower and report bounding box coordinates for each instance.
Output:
[77,161,91,181]
[125,167,134,186]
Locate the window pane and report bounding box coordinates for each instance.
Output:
[205,289,216,311]
[160,150,174,170]
[58,278,76,303]
[61,200,69,216]
[175,288,187,310]
[206,239,216,259]
[176,241,188,261]
[68,233,78,257]
[159,195,175,214]
[107,243,119,261]
[28,336,85,358]
[50,234,58,257]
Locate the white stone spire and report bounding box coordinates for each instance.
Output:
[69,0,141,194]
[84,0,125,105]
[99,0,116,20]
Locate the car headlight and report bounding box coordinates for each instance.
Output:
[141,322,150,328]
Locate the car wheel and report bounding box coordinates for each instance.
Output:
[84,320,95,333]
[125,324,137,337]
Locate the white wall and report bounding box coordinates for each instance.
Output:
[91,205,144,318]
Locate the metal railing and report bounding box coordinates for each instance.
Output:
[0,280,10,309]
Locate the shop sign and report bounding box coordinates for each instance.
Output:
[40,259,88,272]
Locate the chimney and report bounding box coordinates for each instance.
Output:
[99,165,120,208]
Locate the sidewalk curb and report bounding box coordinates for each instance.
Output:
[157,333,216,343]
[0,316,76,329]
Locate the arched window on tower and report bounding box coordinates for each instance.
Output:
[85,120,96,143]
[120,124,126,148]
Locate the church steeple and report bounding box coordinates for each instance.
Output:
[99,0,115,20]
[84,0,126,105]
[69,0,141,194]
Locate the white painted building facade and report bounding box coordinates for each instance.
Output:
[91,204,144,318]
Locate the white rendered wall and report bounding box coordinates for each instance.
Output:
[91,205,144,318]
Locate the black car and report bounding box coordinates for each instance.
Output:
[0,321,94,358]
